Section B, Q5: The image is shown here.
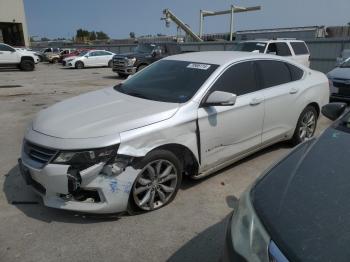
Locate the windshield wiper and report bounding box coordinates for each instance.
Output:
[126,92,150,100]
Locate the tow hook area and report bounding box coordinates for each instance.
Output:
[67,167,81,192]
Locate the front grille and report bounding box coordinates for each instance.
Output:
[113,57,126,69]
[23,141,57,166]
[333,79,350,88]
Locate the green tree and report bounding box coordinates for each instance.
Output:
[89,31,97,41]
[129,32,136,38]
[96,31,109,40]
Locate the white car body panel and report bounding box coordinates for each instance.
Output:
[20,51,329,213]
[66,50,115,68]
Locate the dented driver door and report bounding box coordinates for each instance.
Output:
[197,61,265,172]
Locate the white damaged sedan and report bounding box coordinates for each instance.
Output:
[19,51,329,214]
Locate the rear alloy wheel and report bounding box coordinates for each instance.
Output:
[75,61,84,69]
[19,60,34,71]
[131,150,182,212]
[291,106,318,145]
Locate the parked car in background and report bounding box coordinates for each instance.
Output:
[235,39,310,67]
[35,47,60,62]
[336,49,350,66]
[0,43,39,70]
[112,42,182,78]
[15,48,39,63]
[222,102,350,262]
[60,48,88,64]
[328,57,350,102]
[64,50,115,69]
[47,49,75,63]
[19,51,328,214]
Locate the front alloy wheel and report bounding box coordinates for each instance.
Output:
[132,158,179,211]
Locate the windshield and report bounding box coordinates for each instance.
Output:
[235,42,267,53]
[340,57,350,68]
[134,44,155,54]
[77,50,89,57]
[114,60,219,103]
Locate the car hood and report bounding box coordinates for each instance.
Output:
[32,87,179,139]
[327,66,350,79]
[252,128,350,261]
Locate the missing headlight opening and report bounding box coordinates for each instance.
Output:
[102,155,136,176]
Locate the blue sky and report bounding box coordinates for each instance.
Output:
[24,0,350,39]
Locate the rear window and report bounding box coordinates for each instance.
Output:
[290,42,309,55]
[257,60,292,88]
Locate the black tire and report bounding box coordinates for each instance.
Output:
[118,73,128,78]
[75,61,84,69]
[128,149,182,214]
[137,64,147,72]
[52,58,58,64]
[290,105,318,146]
[108,60,113,68]
[19,60,34,71]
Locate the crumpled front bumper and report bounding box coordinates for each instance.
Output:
[19,155,140,214]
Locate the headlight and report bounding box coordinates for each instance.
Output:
[52,145,118,170]
[126,57,136,67]
[230,189,270,261]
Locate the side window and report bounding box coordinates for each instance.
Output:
[90,52,98,56]
[101,51,111,56]
[210,61,257,96]
[287,63,304,81]
[275,43,292,56]
[0,44,14,52]
[290,42,309,55]
[257,60,292,88]
[44,48,51,53]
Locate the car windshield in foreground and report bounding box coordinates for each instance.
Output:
[114,60,219,103]
[340,57,350,68]
[134,44,155,53]
[235,42,267,53]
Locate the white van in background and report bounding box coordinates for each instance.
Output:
[235,39,311,67]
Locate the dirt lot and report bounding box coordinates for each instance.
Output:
[0,63,331,262]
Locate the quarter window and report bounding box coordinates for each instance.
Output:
[257,60,292,88]
[288,63,304,81]
[210,61,257,96]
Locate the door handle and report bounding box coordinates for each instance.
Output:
[250,97,264,106]
[289,88,299,94]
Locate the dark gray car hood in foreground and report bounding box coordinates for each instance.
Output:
[328,66,350,79]
[32,87,179,139]
[252,127,350,262]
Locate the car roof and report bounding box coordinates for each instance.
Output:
[241,39,305,43]
[165,51,292,66]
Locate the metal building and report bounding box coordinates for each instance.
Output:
[0,0,29,46]
[236,26,326,41]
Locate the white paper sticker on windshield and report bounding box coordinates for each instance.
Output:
[187,63,211,70]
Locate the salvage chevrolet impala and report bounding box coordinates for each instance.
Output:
[19,51,329,214]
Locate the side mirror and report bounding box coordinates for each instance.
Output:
[203,91,237,107]
[322,103,347,121]
[84,55,89,58]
